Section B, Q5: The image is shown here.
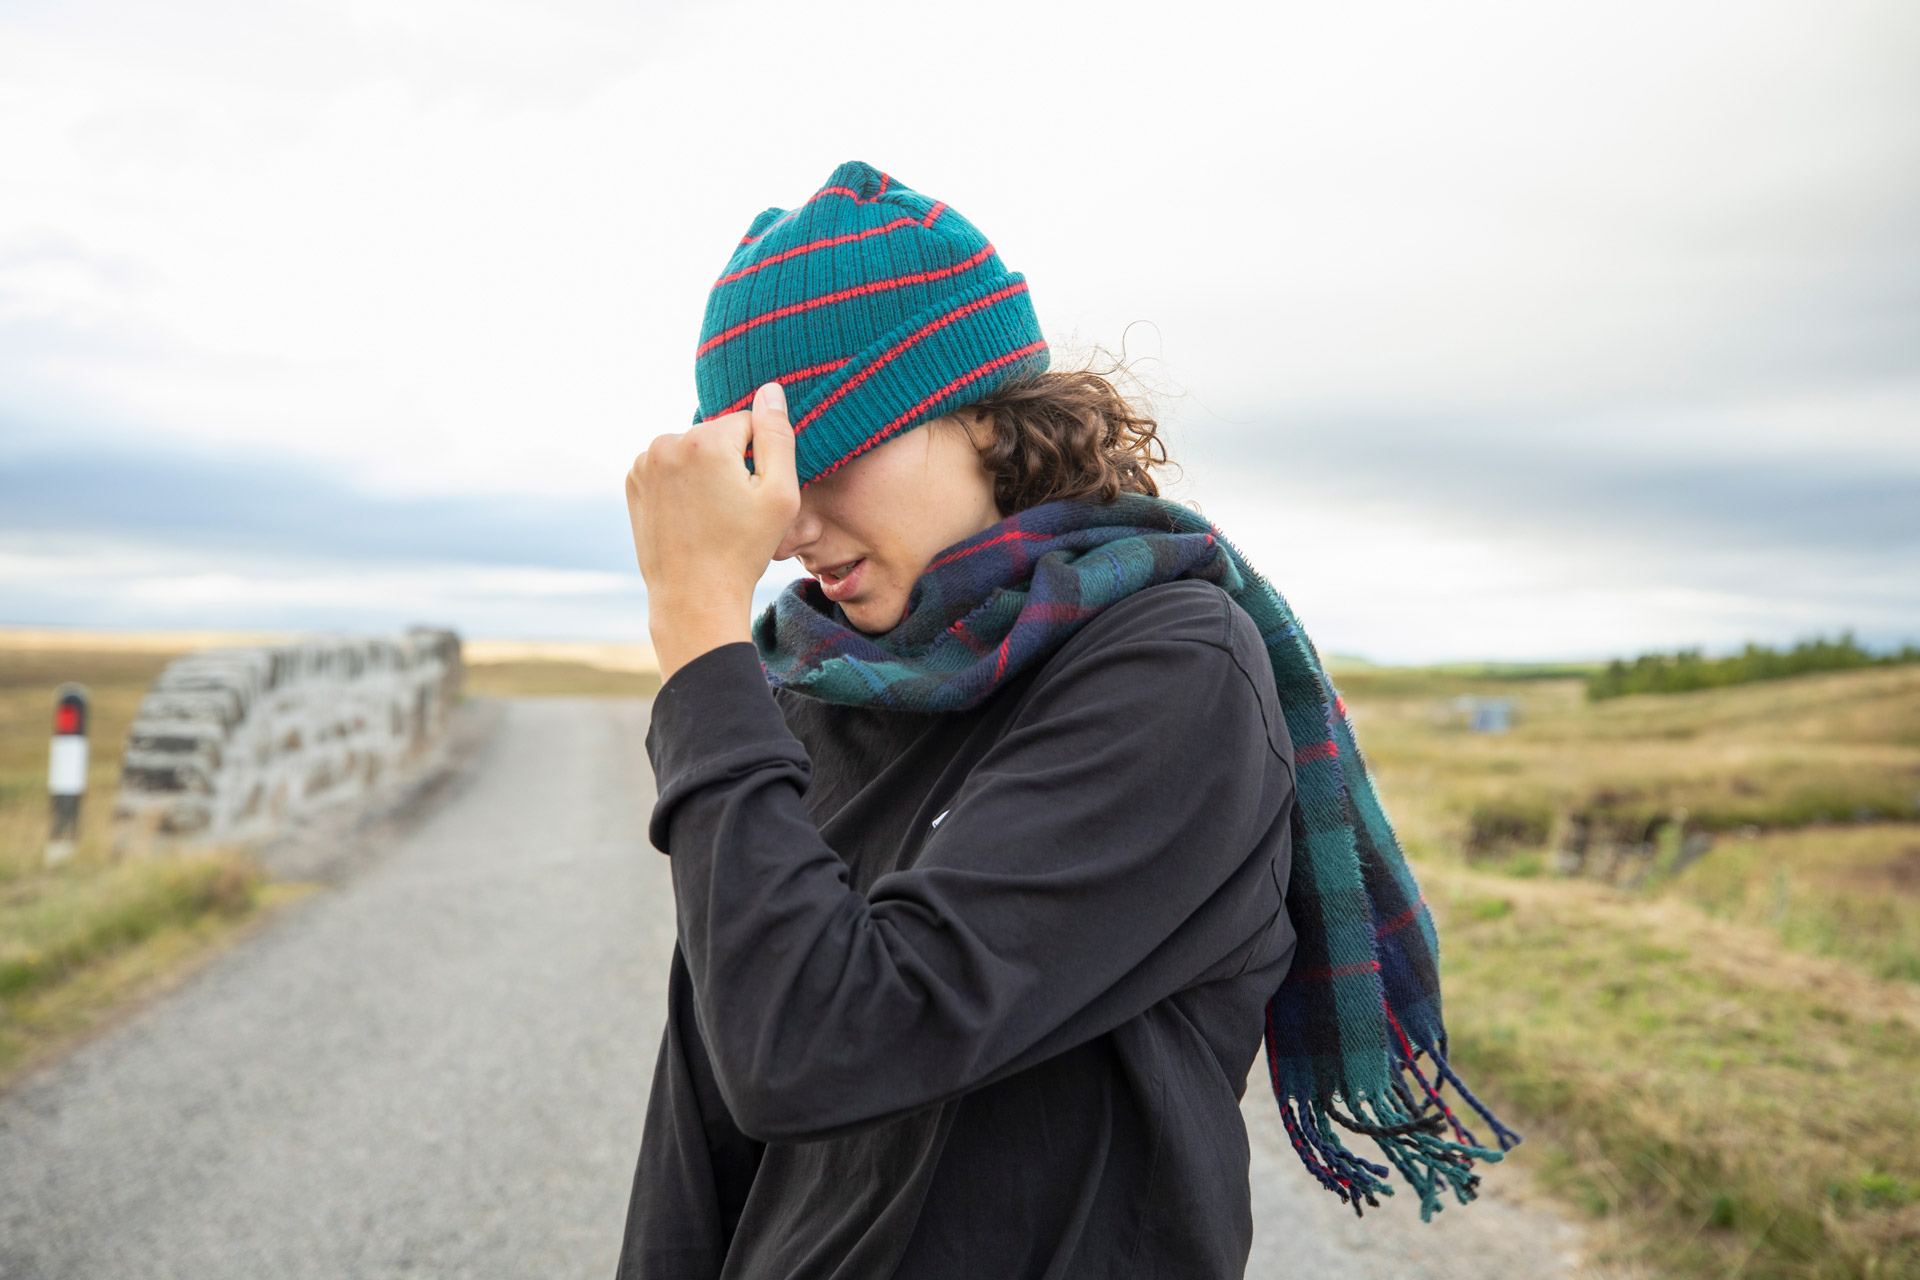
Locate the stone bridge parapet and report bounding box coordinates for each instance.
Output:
[114,629,462,844]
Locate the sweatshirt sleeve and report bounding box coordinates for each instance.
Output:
[646,601,1292,1143]
[615,946,762,1280]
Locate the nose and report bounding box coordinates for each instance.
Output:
[773,502,823,563]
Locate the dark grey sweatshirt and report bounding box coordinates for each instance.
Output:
[617,579,1298,1279]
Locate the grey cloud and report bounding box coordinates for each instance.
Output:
[0,432,632,573]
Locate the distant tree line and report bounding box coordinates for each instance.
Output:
[1587,633,1920,700]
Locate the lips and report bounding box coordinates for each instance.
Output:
[814,558,866,603]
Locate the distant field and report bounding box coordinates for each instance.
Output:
[462,637,661,698]
[1340,664,1920,1279]
[464,661,661,699]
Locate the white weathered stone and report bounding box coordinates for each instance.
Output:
[114,629,462,845]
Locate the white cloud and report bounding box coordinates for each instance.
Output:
[1,0,1915,656]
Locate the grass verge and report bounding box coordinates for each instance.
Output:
[1430,864,1920,1277]
[0,851,311,1089]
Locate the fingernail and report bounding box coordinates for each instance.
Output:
[755,382,787,414]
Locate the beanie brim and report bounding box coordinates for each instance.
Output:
[771,271,1047,487]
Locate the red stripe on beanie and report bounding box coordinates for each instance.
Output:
[711,359,851,418]
[737,172,910,247]
[793,281,1030,434]
[713,217,923,289]
[809,339,1049,483]
[739,179,897,246]
[698,244,997,357]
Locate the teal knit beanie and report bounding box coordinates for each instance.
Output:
[694,161,1049,487]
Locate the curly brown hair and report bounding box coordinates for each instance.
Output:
[958,363,1173,514]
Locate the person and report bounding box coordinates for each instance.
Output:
[617,161,1514,1279]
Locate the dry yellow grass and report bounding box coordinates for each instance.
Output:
[1348,665,1920,848]
[0,645,177,880]
[1341,666,1920,1278]
[462,637,658,673]
[0,626,290,654]
[462,638,660,698]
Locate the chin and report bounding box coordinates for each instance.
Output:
[844,598,907,635]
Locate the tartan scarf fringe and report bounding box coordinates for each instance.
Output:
[754,494,1519,1218]
[1269,1006,1521,1220]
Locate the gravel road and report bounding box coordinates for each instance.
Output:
[0,697,1592,1279]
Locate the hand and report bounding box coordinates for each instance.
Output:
[626,382,800,682]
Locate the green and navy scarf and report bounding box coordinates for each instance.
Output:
[753,493,1518,1219]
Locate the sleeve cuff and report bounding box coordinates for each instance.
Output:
[645,642,810,853]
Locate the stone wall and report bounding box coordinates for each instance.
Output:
[114,629,462,844]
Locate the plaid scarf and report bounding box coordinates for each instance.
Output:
[754,494,1518,1219]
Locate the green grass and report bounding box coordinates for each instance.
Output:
[1589,634,1920,701]
[0,851,259,999]
[1341,662,1920,1277]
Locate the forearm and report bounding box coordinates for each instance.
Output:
[649,644,957,1138]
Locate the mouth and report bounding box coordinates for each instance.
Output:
[813,558,867,604]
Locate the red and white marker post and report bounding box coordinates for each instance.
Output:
[47,684,89,864]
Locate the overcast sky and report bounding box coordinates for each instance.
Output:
[3,0,1915,661]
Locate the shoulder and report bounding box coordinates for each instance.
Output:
[1055,578,1265,669]
[1035,581,1281,721]
[1014,579,1292,772]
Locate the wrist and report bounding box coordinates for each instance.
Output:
[648,589,754,683]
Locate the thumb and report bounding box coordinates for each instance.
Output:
[748,381,797,493]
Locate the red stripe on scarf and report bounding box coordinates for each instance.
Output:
[1384,1004,1474,1144]
[1373,899,1427,939]
[946,617,987,654]
[927,526,1048,571]
[698,244,997,357]
[1019,602,1098,624]
[1285,959,1381,983]
[810,339,1050,482]
[1294,739,1340,764]
[791,283,1031,435]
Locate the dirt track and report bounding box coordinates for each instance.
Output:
[0,697,1592,1278]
